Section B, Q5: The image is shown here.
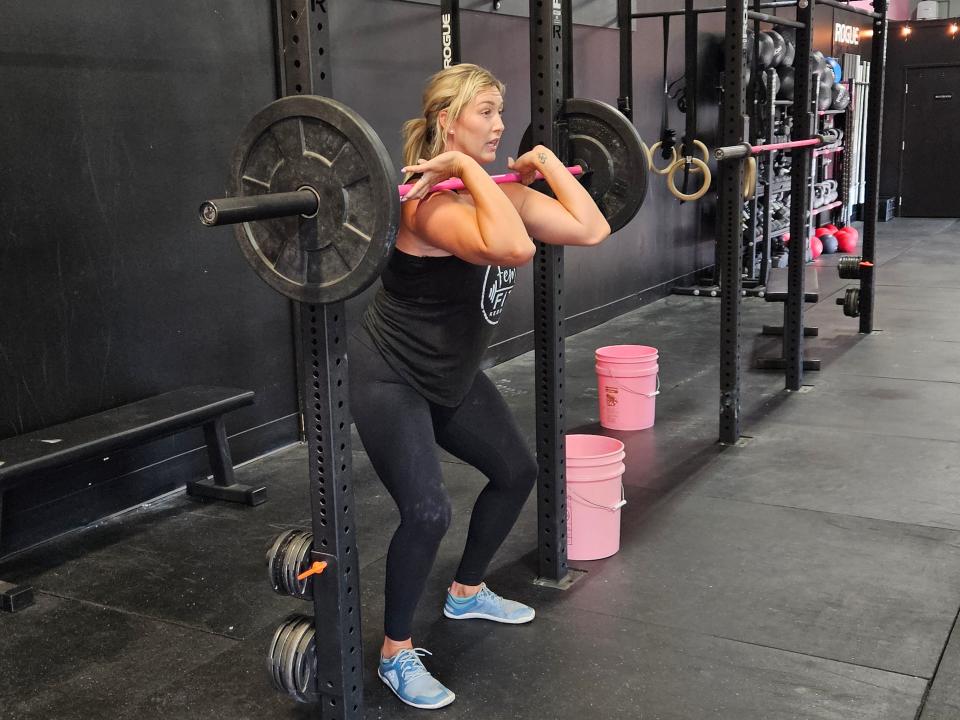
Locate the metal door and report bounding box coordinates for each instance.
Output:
[899,65,960,217]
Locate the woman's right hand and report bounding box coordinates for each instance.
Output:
[400,151,471,202]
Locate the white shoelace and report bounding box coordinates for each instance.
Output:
[394,648,432,683]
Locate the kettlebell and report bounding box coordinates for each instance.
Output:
[757,69,780,99]
[757,32,775,68]
[777,65,795,101]
[767,30,787,68]
[831,83,850,111]
[818,75,834,111]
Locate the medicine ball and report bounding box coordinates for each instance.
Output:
[757,32,775,68]
[837,227,859,254]
[768,30,787,67]
[840,225,859,243]
[831,83,851,111]
[782,232,790,244]
[811,236,823,259]
[823,224,839,234]
[826,57,843,83]
[818,76,834,111]
[777,65,795,101]
[821,234,839,254]
[815,227,831,238]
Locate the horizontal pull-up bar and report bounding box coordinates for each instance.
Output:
[747,9,805,27]
[631,1,795,19]
[817,0,881,19]
[632,0,881,21]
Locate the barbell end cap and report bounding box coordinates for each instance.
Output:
[199,202,219,227]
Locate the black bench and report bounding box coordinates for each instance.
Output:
[757,266,822,371]
[0,385,265,612]
[763,265,820,304]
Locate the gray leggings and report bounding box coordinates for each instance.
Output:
[349,332,537,641]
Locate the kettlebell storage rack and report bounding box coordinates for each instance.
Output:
[624,0,888,445]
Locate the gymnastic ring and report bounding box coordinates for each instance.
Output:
[684,140,711,174]
[648,141,678,175]
[742,156,758,200]
[667,156,711,201]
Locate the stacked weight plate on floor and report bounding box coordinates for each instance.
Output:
[267,614,320,703]
[266,529,319,702]
[267,528,314,600]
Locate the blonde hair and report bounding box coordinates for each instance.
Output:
[402,64,505,181]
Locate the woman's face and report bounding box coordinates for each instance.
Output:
[443,87,504,165]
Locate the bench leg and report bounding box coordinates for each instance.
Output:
[0,580,34,613]
[761,324,819,337]
[185,418,267,506]
[0,493,34,613]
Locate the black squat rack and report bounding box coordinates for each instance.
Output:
[439,0,579,590]
[621,0,888,445]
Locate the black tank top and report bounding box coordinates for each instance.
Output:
[360,249,518,406]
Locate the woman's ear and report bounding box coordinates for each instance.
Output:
[438,108,451,136]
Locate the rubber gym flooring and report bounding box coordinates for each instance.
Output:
[2,217,960,719]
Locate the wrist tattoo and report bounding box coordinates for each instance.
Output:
[537,151,547,164]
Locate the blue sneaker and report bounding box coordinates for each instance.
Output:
[378,648,455,710]
[443,583,535,624]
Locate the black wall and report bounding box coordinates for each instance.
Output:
[0,1,295,554]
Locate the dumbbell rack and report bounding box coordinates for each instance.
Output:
[742,75,793,291]
[810,73,847,232]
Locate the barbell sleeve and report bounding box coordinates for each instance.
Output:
[199,189,320,227]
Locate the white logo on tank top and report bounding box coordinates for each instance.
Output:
[481,266,516,325]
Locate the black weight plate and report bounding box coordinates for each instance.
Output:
[267,529,300,595]
[279,530,306,596]
[283,531,309,598]
[283,619,312,701]
[288,531,314,601]
[519,99,647,234]
[290,622,320,704]
[279,616,312,696]
[230,95,400,304]
[267,616,303,693]
[565,98,647,233]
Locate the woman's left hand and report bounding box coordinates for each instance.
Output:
[507,145,557,185]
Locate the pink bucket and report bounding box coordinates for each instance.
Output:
[595,345,659,365]
[595,359,659,431]
[566,434,627,561]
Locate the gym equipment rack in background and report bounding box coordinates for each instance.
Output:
[620,0,887,444]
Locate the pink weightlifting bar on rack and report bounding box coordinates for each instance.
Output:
[713,130,841,161]
[398,165,584,197]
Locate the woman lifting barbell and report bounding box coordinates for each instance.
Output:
[348,63,610,710]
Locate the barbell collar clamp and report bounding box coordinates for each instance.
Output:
[198,189,321,227]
